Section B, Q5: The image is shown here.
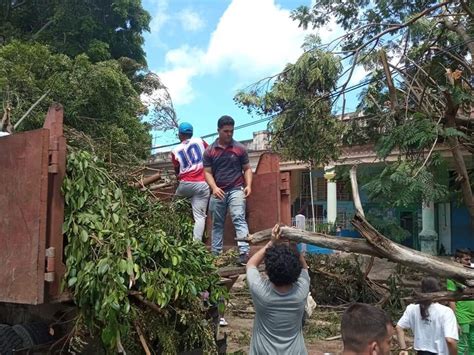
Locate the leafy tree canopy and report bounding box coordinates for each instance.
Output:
[1,0,151,65]
[237,0,474,217]
[0,41,151,163]
[235,44,344,165]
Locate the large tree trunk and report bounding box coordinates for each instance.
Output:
[130,172,162,188]
[445,95,474,223]
[248,224,474,286]
[444,18,474,223]
[248,165,474,286]
[351,212,474,286]
[248,228,382,257]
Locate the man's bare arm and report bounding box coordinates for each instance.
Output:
[204,167,224,199]
[243,164,253,197]
[446,337,457,355]
[396,325,408,354]
[299,250,308,270]
[246,241,273,270]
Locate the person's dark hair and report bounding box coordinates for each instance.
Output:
[179,132,192,139]
[264,244,302,286]
[455,248,471,259]
[418,277,441,320]
[217,115,235,129]
[341,303,392,352]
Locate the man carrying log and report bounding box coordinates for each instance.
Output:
[171,122,210,242]
[245,226,310,355]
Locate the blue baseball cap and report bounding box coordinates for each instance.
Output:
[178,122,193,135]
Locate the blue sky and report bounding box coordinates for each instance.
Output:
[141,0,365,151]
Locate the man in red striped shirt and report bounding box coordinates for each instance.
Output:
[203,115,252,264]
[171,122,210,241]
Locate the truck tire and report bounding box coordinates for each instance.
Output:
[0,324,23,355]
[12,322,53,346]
[12,324,34,348]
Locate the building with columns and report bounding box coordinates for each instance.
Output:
[148,130,472,256]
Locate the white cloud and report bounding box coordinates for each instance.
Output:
[178,9,205,32]
[164,45,205,67]
[204,0,311,78]
[158,67,199,105]
[149,0,169,35]
[148,0,343,107]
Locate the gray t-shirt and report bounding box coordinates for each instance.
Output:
[247,266,310,355]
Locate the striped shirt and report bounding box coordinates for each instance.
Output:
[203,139,249,191]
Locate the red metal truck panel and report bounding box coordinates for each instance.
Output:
[0,129,49,304]
[247,172,280,233]
[43,104,67,301]
[204,153,289,250]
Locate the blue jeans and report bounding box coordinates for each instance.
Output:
[209,188,249,255]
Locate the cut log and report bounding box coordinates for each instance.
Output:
[130,172,161,188]
[248,228,383,258]
[146,182,174,191]
[218,266,247,277]
[248,224,474,286]
[217,265,265,277]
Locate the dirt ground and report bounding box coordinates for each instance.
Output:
[218,255,414,355]
[219,274,344,355]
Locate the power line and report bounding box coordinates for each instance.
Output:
[150,39,472,151]
[150,116,274,150]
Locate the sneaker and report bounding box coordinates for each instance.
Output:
[219,318,228,327]
[238,253,249,266]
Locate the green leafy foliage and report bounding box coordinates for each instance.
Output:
[365,212,410,243]
[235,47,345,165]
[63,150,226,351]
[283,0,473,212]
[362,162,448,207]
[1,0,151,65]
[0,41,151,162]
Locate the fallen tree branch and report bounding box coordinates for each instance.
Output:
[130,172,161,188]
[250,222,474,286]
[349,165,474,286]
[14,90,51,130]
[404,288,474,303]
[134,321,151,355]
[352,212,474,286]
[349,166,364,217]
[131,294,165,314]
[217,265,265,277]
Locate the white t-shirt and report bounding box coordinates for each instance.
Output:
[397,303,458,354]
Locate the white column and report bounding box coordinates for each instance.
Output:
[419,201,438,255]
[324,165,337,225]
[295,214,306,252]
[438,202,451,254]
